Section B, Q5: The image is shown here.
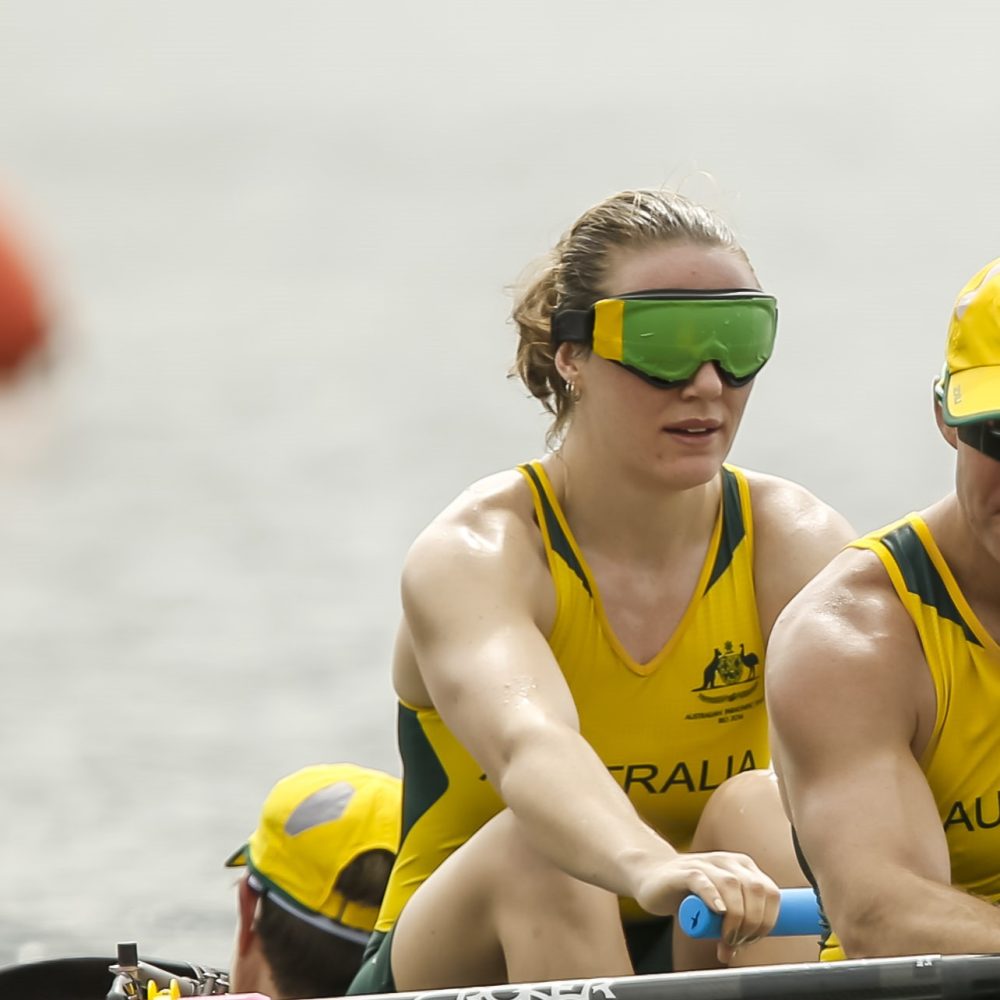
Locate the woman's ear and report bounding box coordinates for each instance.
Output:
[554,342,585,385]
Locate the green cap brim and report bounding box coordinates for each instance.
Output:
[224,843,249,868]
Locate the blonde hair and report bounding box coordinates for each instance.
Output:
[511,189,750,445]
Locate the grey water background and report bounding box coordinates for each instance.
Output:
[0,0,998,971]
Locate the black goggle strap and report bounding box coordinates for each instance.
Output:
[550,308,593,345]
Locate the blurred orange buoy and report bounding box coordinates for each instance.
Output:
[0,211,48,375]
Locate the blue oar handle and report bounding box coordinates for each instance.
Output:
[678,886,821,939]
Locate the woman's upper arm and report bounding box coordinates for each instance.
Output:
[399,510,578,781]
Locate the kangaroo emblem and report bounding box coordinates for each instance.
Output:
[698,648,723,690]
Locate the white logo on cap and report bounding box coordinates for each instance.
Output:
[953,384,963,404]
[285,781,356,835]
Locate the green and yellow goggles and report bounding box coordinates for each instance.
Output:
[551,288,778,388]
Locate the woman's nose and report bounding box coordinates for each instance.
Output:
[681,361,724,399]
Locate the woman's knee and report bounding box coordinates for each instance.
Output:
[692,770,788,853]
[693,769,804,883]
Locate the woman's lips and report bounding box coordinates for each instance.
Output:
[662,419,722,441]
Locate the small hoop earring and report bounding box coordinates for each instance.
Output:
[565,380,581,403]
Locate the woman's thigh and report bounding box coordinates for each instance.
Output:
[391,809,631,989]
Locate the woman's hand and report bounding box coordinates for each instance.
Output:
[634,850,780,963]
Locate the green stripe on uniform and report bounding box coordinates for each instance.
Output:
[880,523,981,646]
[397,704,450,845]
[704,467,746,594]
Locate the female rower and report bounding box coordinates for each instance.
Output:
[349,188,853,992]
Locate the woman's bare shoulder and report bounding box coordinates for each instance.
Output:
[737,466,854,540]
[735,467,857,632]
[414,467,535,547]
[778,542,904,630]
[393,465,555,705]
[402,465,547,599]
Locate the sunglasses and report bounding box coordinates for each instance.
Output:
[551,289,778,389]
[958,419,1000,463]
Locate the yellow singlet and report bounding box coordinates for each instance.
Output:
[376,462,769,933]
[819,513,1000,960]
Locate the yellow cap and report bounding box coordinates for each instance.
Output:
[940,258,1000,425]
[225,763,401,942]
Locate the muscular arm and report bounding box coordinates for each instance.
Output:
[400,487,776,939]
[767,552,1000,957]
[404,514,656,893]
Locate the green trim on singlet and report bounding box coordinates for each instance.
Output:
[880,523,982,646]
[346,928,395,995]
[397,704,449,844]
[704,466,746,594]
[791,825,831,958]
[519,462,592,596]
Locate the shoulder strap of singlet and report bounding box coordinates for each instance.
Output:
[517,461,591,596]
[519,461,752,599]
[703,465,753,594]
[852,516,982,647]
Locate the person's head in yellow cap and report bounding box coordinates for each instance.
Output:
[933,258,1000,566]
[938,258,1000,429]
[226,763,401,1000]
